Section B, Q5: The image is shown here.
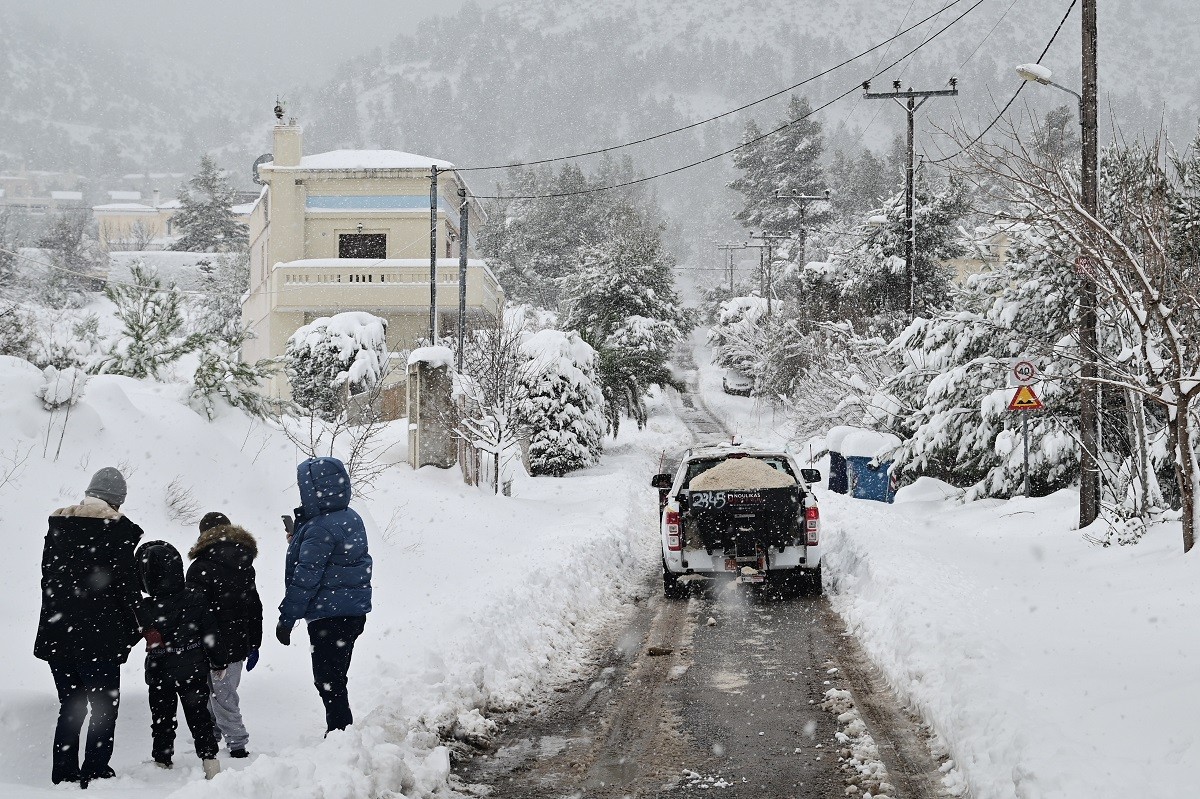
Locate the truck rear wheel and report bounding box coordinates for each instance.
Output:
[663,559,688,600]
[803,564,823,596]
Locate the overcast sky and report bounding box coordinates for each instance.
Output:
[8,0,498,87]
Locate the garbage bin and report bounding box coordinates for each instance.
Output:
[840,429,901,503]
[824,426,857,495]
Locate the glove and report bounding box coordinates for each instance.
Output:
[144,628,164,652]
[246,648,260,672]
[275,622,292,646]
[212,667,228,681]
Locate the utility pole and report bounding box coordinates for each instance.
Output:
[747,233,789,316]
[862,78,959,315]
[429,165,439,343]
[457,186,469,373]
[715,242,748,291]
[1079,0,1100,527]
[775,189,830,268]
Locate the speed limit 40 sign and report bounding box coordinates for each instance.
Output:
[1010,358,1038,386]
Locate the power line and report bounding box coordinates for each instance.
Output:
[451,0,975,174]
[925,0,1077,164]
[471,0,987,201]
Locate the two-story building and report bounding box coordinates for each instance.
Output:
[241,120,502,396]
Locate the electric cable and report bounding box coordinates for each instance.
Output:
[471,0,987,201]
[450,0,975,174]
[925,0,1077,164]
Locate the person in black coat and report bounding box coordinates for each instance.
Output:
[34,467,143,787]
[186,511,262,758]
[135,540,223,780]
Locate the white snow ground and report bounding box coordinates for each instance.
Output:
[0,355,687,797]
[692,336,1200,798]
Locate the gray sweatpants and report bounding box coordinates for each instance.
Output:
[208,660,248,751]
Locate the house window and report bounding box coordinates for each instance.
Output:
[339,233,386,259]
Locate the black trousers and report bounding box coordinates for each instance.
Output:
[48,659,120,783]
[145,655,219,762]
[308,615,366,733]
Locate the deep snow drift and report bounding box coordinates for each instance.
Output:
[0,355,687,797]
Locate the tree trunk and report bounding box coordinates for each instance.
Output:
[1175,395,1197,553]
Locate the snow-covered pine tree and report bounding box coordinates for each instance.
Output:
[883,224,1083,498]
[513,329,605,476]
[562,204,690,431]
[808,170,969,327]
[93,260,204,379]
[189,343,275,420]
[730,96,832,238]
[284,312,389,422]
[170,155,249,252]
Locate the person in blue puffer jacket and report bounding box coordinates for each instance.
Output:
[275,457,372,734]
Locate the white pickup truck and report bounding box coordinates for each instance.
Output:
[651,443,822,598]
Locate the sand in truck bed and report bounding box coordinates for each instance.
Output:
[689,457,796,490]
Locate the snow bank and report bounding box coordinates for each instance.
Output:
[0,351,686,798]
[407,346,455,369]
[821,487,1200,798]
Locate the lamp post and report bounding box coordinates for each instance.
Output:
[1016,49,1100,528]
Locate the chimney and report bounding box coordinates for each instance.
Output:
[152,188,161,208]
[273,120,303,167]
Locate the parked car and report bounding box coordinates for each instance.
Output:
[721,369,753,396]
[650,443,822,599]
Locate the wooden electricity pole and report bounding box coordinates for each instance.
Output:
[862,78,959,315]
[1078,0,1100,527]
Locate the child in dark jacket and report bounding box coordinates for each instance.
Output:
[135,540,223,780]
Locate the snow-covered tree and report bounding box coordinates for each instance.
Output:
[806,172,969,324]
[37,211,107,308]
[285,312,388,422]
[93,261,204,379]
[591,316,682,435]
[190,343,275,420]
[170,155,249,252]
[195,251,250,341]
[513,329,605,476]
[730,96,833,237]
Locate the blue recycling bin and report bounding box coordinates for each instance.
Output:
[828,451,848,495]
[845,456,897,503]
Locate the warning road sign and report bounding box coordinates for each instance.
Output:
[1008,384,1044,411]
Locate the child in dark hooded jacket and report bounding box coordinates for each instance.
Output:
[135,540,223,780]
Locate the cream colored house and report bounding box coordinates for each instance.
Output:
[242,121,501,396]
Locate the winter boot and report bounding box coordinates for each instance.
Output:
[202,759,221,780]
[154,757,173,769]
[229,748,248,759]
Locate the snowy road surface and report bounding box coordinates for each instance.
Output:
[454,358,943,798]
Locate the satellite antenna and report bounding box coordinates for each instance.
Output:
[251,153,273,185]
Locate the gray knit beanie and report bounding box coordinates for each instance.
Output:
[84,467,127,508]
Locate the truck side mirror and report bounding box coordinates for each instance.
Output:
[650,473,673,489]
[800,468,822,485]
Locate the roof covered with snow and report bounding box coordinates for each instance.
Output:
[107,190,141,201]
[92,202,156,212]
[50,191,82,201]
[291,150,455,171]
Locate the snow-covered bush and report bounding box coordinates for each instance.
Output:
[0,303,35,362]
[36,365,88,410]
[285,312,388,422]
[513,329,605,476]
[93,260,204,379]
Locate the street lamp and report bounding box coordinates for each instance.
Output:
[1016,60,1101,527]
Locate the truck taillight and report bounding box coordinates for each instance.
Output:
[666,509,682,551]
[804,505,820,545]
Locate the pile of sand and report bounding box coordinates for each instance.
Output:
[690,457,796,490]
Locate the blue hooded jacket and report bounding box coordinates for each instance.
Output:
[278,457,373,626]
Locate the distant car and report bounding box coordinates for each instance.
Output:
[722,369,753,396]
[651,443,823,599]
